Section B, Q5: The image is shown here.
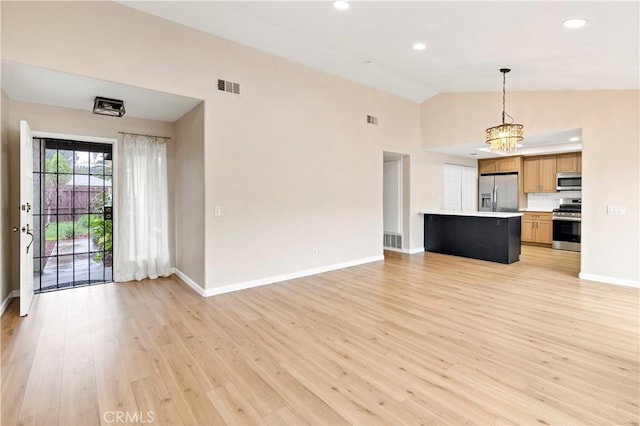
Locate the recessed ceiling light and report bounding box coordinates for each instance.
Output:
[569,136,581,142]
[470,153,478,156]
[563,18,587,29]
[332,1,350,11]
[412,42,427,51]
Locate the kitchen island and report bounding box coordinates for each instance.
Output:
[420,210,522,264]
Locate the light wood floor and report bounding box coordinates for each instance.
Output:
[1,246,638,425]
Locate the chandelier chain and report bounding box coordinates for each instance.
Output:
[502,71,506,125]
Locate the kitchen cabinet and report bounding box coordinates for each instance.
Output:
[496,156,521,173]
[523,156,556,193]
[556,152,582,173]
[478,159,498,174]
[478,156,521,174]
[522,212,552,244]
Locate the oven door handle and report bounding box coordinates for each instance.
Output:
[552,216,581,222]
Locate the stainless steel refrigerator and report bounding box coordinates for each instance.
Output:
[479,173,518,212]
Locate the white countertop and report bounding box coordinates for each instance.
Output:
[419,210,523,218]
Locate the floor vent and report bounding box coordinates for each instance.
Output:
[383,233,402,249]
[367,115,378,125]
[218,79,240,95]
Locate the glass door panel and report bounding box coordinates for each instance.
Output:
[32,138,113,293]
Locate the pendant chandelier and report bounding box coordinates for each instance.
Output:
[485,68,523,153]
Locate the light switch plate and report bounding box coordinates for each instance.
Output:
[607,205,626,215]
[214,206,223,217]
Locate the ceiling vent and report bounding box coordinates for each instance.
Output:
[367,115,378,125]
[218,79,240,95]
[93,96,126,117]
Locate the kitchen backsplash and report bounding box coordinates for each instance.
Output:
[527,191,582,211]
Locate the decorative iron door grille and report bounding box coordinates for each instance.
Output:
[32,138,113,293]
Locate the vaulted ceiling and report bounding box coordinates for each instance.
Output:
[120,1,639,102]
[3,1,637,157]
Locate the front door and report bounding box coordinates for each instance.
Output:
[19,120,35,316]
[32,138,114,292]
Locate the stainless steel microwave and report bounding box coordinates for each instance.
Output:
[556,173,582,191]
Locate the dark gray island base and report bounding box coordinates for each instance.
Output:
[421,211,522,264]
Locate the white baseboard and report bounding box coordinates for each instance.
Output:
[578,272,640,289]
[172,268,205,296]
[203,255,384,298]
[383,247,425,254]
[0,290,20,317]
[383,247,407,254]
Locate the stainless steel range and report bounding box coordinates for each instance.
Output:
[552,198,581,251]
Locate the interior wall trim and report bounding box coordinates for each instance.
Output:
[202,255,385,298]
[32,131,117,145]
[0,290,20,317]
[383,247,405,254]
[173,268,205,296]
[578,272,640,289]
[383,247,424,255]
[408,247,426,254]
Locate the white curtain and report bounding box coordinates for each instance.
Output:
[115,134,171,282]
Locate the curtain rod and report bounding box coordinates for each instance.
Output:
[118,131,171,140]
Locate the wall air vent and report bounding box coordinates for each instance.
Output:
[367,115,378,125]
[383,233,402,249]
[217,79,240,95]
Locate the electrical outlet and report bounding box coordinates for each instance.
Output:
[214,206,223,217]
[312,248,319,256]
[607,205,626,215]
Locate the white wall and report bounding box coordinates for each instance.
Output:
[6,2,628,290]
[422,91,640,284]
[401,155,411,250]
[1,1,425,290]
[174,102,205,287]
[383,160,401,234]
[6,100,176,290]
[0,90,12,304]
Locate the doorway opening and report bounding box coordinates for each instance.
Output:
[32,138,113,293]
[383,151,409,252]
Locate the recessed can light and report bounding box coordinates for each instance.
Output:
[570,136,581,142]
[332,1,350,11]
[412,42,427,51]
[563,18,587,29]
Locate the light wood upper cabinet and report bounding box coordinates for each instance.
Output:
[556,152,582,173]
[496,156,521,173]
[523,156,556,193]
[539,156,556,192]
[478,159,498,174]
[523,158,540,193]
[478,156,521,174]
